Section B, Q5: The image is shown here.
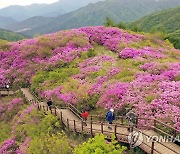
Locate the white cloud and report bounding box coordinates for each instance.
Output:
[0,0,59,8]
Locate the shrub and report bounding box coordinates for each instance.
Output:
[115,69,135,80]
[74,134,127,154]
[38,36,58,50]
[0,122,11,144]
[89,69,107,79]
[104,17,115,27]
[116,22,127,30]
[0,40,10,51]
[37,47,53,58]
[31,71,49,89]
[146,95,156,103]
[175,75,180,81]
[28,132,71,154]
[87,49,96,58]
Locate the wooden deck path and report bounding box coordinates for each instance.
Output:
[21,88,180,154]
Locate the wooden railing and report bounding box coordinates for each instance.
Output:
[0,88,14,96]
[24,88,180,154]
[89,115,180,142]
[37,105,179,154]
[28,87,42,102]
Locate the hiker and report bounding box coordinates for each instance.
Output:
[106,108,115,129]
[81,110,89,126]
[6,84,10,90]
[6,84,10,95]
[126,107,137,132]
[47,98,53,110]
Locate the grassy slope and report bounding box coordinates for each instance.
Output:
[0,29,26,41]
[129,6,180,49]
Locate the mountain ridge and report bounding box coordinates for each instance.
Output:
[0,0,101,21]
[0,16,17,28]
[14,0,180,37]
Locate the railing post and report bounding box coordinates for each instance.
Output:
[43,106,45,111]
[101,122,103,134]
[46,106,48,111]
[90,121,93,137]
[67,119,69,130]
[100,115,102,122]
[39,105,42,110]
[82,120,84,131]
[50,108,53,114]
[114,125,117,138]
[74,120,76,132]
[60,112,63,124]
[54,107,57,116]
[154,119,156,131]
[91,116,92,122]
[121,117,123,124]
[136,117,138,128]
[151,141,155,154]
[173,129,177,139]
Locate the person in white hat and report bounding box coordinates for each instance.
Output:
[106,108,115,129]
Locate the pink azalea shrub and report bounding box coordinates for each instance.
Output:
[7,98,23,111]
[0,138,16,154]
[119,47,165,59]
[41,86,78,104]
[15,137,31,154]
[79,26,143,51]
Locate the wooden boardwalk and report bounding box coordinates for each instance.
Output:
[21,88,180,154]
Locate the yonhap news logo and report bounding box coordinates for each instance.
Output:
[128,131,143,148]
[128,131,180,148]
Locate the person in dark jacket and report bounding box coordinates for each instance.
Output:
[126,108,137,132]
[106,108,115,129]
[47,99,53,110]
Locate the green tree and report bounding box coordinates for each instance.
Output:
[74,134,127,154]
[116,22,127,30]
[104,17,115,27]
[28,132,71,154]
[130,25,143,32]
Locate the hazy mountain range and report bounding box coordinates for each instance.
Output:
[17,0,180,37]
[0,16,17,28]
[0,0,101,21]
[0,0,180,38]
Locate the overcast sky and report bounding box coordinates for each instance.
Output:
[0,0,59,8]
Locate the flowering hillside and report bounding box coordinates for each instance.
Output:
[0,26,180,131]
[0,95,70,154]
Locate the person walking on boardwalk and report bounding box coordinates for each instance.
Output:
[126,108,137,132]
[81,110,89,126]
[106,108,115,129]
[47,98,53,110]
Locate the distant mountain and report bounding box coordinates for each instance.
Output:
[6,16,55,34]
[0,29,26,41]
[0,16,17,28]
[130,6,180,34]
[0,0,101,21]
[20,0,180,37]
